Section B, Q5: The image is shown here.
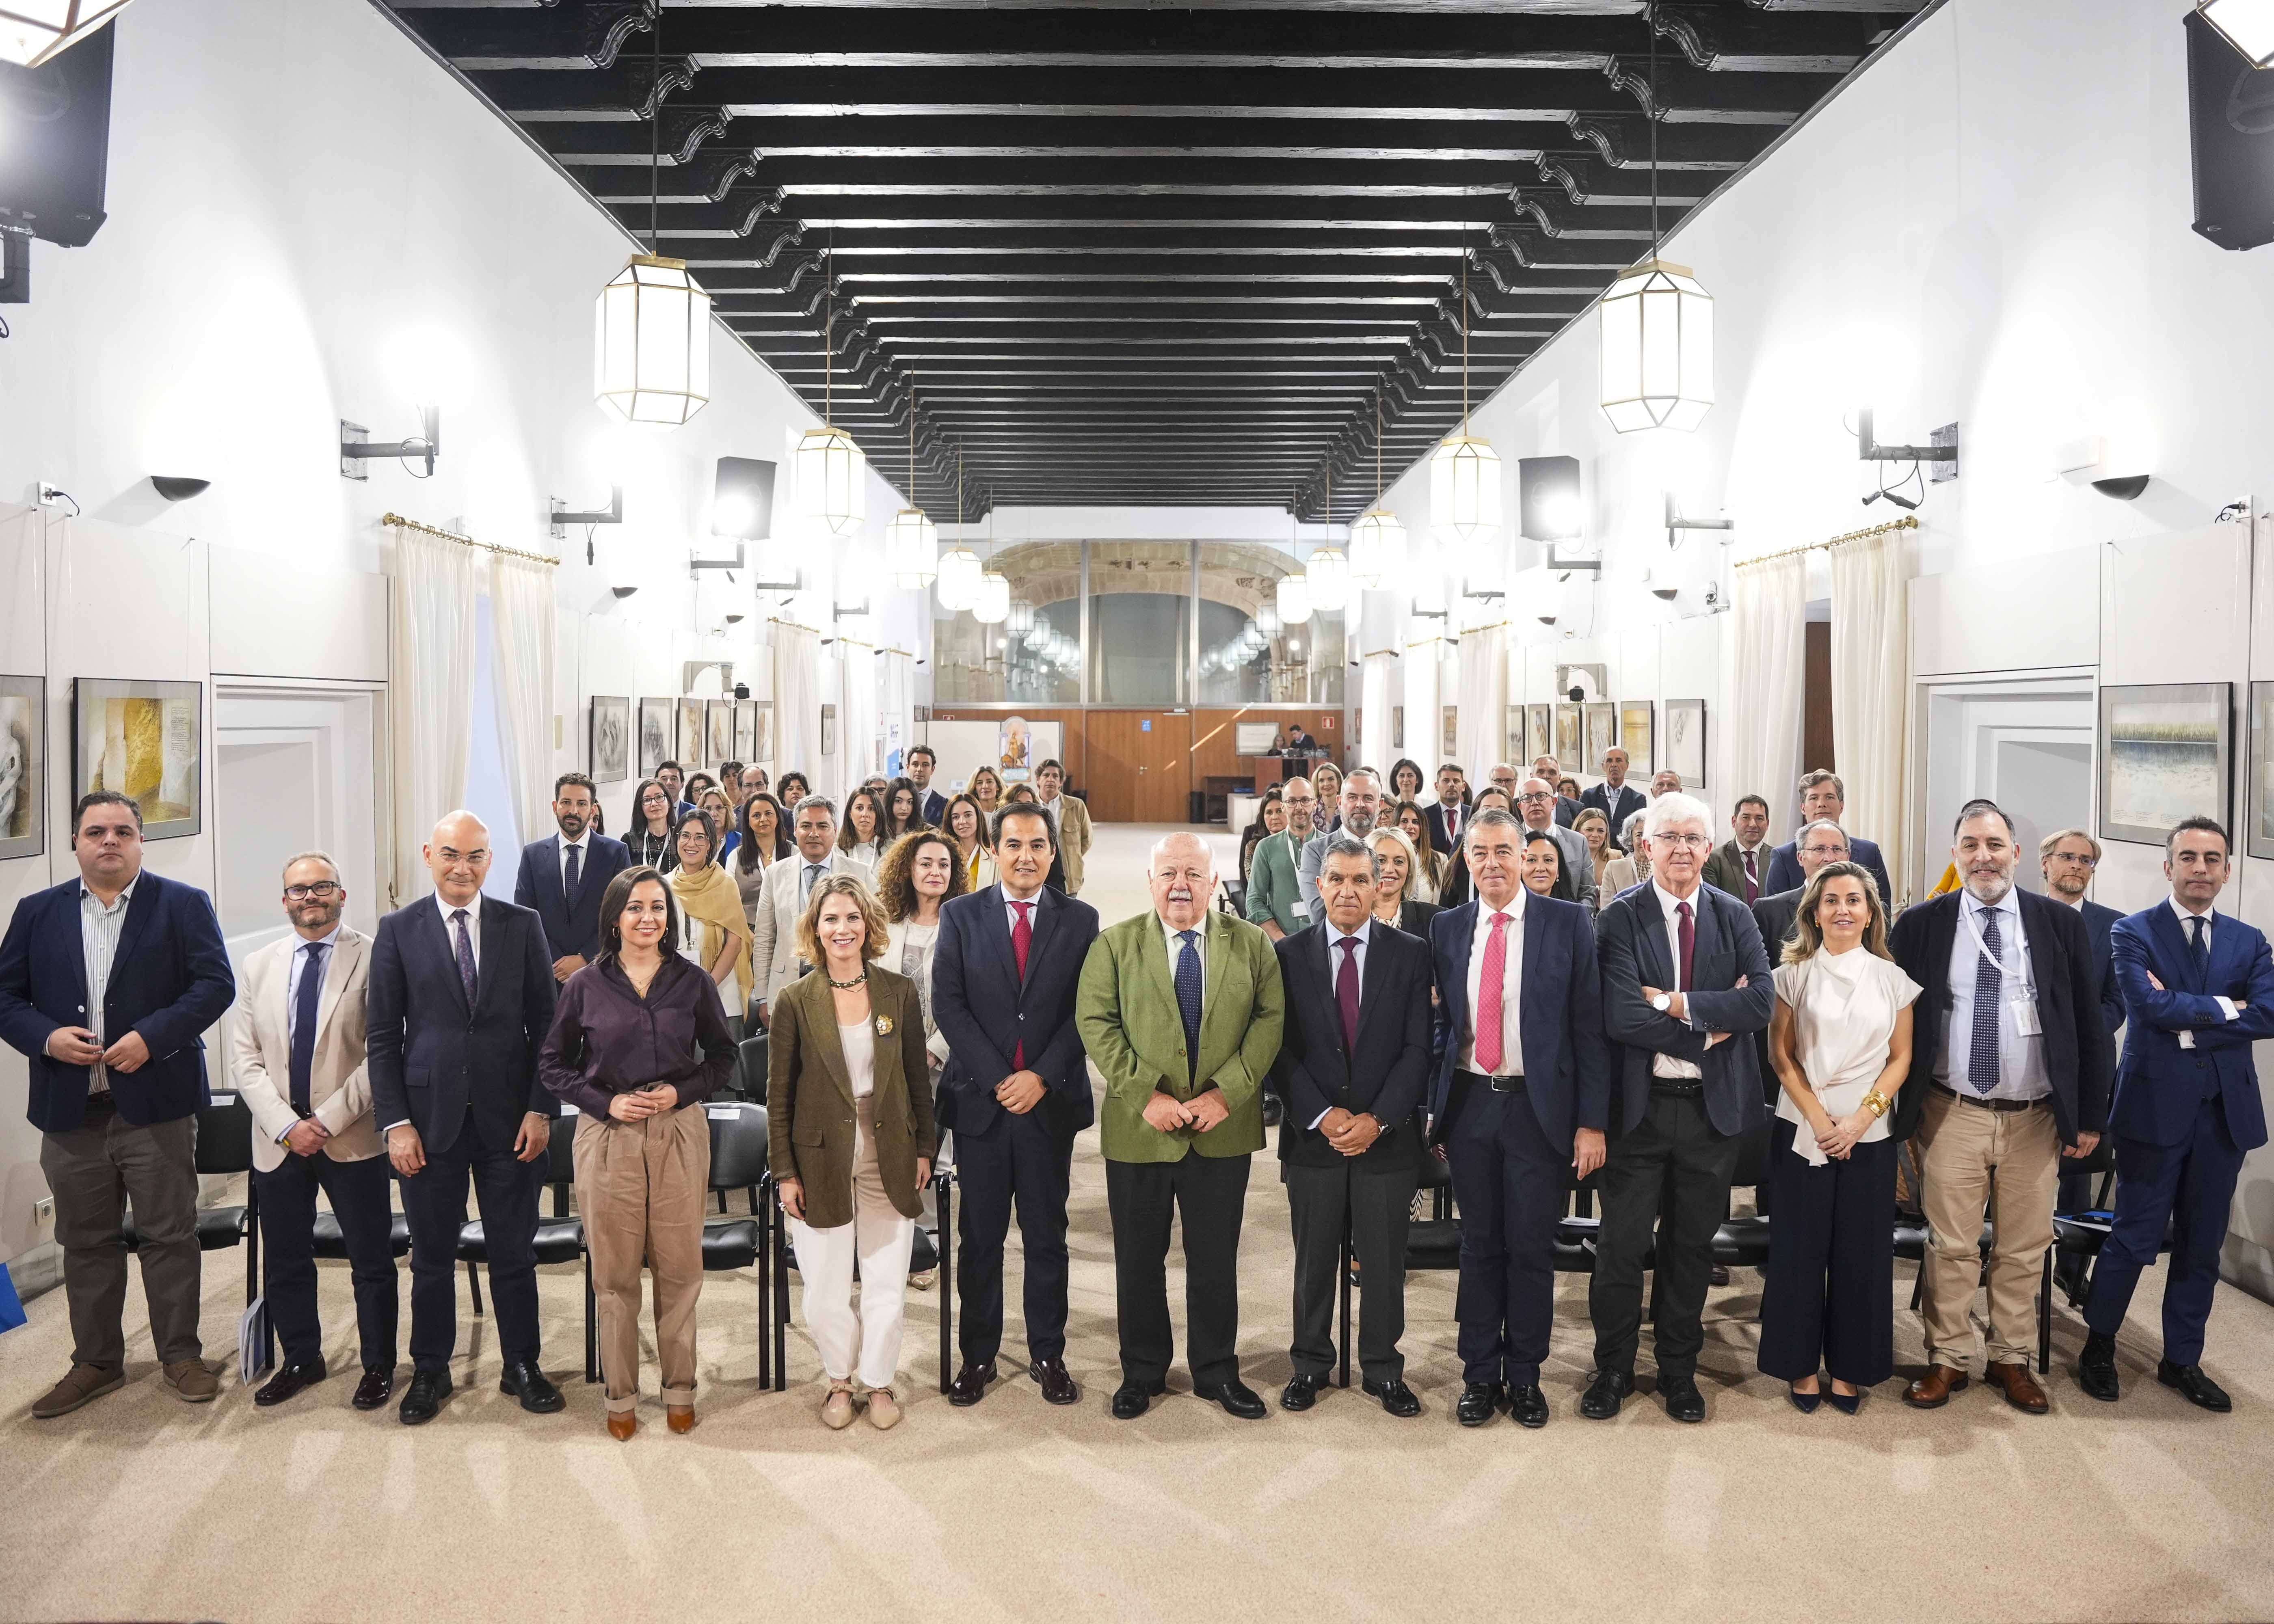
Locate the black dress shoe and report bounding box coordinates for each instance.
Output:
[2158,1359,2233,1412]
[1455,1381,1501,1427]
[1110,1379,1163,1420]
[2076,1332,2121,1403]
[1363,1377,1422,1418]
[398,1367,452,1425]
[1507,1383,1550,1428]
[1195,1379,1268,1420]
[1709,1263,1731,1287]
[499,1360,565,1414]
[352,1368,396,1411]
[1031,1358,1080,1406]
[1580,1369,1633,1420]
[253,1358,328,1408]
[1280,1373,1323,1412]
[1661,1375,1707,1423]
[947,1363,997,1407]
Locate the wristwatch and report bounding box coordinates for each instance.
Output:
[1649,992,1672,1013]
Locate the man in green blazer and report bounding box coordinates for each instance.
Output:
[1243,776,1317,938]
[1079,831,1285,1421]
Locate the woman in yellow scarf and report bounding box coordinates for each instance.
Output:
[668,808,754,1022]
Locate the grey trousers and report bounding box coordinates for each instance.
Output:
[39,1101,203,1369]
[1286,1158,1418,1384]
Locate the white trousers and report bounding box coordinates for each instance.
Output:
[790,1093,917,1391]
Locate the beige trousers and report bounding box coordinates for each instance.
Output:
[575,1106,711,1410]
[1915,1086,2059,1369]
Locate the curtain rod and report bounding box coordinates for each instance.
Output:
[1733,512,1916,569]
[383,512,559,567]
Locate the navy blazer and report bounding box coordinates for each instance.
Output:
[2105,904,2274,1152]
[366,895,560,1157]
[920,789,949,828]
[1597,881,1775,1138]
[1887,888,2111,1145]
[1424,800,1468,859]
[2076,897,2126,1039]
[1426,896,1610,1153]
[1270,921,1433,1170]
[0,872,236,1132]
[512,832,632,961]
[1764,835,1891,907]
[1581,782,1648,842]
[930,883,1100,1138]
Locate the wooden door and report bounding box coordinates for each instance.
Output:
[1085,710,1191,822]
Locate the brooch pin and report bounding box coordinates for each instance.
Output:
[875,1014,895,1036]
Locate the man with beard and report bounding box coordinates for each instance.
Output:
[514,772,631,983]
[1298,767,1383,920]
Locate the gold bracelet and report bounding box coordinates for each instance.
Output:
[1862,1091,1891,1119]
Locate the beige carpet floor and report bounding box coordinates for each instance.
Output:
[4,825,2272,1622]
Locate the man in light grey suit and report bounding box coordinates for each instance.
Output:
[1298,768,1383,919]
[1517,777,1596,911]
[751,795,872,1017]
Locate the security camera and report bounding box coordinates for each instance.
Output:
[733,681,750,700]
[1566,684,1584,703]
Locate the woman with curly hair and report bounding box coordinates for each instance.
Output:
[875,829,967,1075]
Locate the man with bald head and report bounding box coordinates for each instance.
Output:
[1078,832,1286,1420]
[369,811,563,1425]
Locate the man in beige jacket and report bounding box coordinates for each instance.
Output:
[231,851,398,1410]
[1035,758,1092,896]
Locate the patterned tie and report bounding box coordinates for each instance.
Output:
[1474,911,1511,1073]
[1011,901,1034,1067]
[804,862,825,900]
[1676,900,1696,991]
[1968,907,2002,1094]
[1174,929,1204,1082]
[1335,935,1362,1054]
[289,942,326,1116]
[2188,914,2210,987]
[451,908,478,1005]
[564,841,581,901]
[1742,848,1759,904]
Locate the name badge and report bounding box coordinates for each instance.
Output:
[1292,901,1309,918]
[2012,999,2042,1038]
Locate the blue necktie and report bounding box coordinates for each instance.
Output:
[289,942,326,1116]
[1174,929,1203,1082]
[564,842,581,902]
[1967,907,2002,1094]
[2189,914,2210,987]
[451,908,478,1005]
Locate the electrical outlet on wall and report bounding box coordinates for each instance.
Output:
[33,1196,53,1226]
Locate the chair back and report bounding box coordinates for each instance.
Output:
[737,1033,770,1101]
[1727,1119,1774,1190]
[707,1099,770,1189]
[195,1091,255,1177]
[545,1111,580,1186]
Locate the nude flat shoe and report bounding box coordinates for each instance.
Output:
[865,1387,902,1430]
[821,1379,857,1431]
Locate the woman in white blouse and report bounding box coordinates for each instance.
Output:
[1762,861,1920,1414]
[877,828,966,1280]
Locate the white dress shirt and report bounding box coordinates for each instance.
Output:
[78,879,136,1095]
[1003,884,1047,939]
[2168,895,2237,1049]
[1938,886,2048,1101]
[434,890,481,969]
[1459,889,1524,1077]
[558,830,590,890]
[1312,917,1373,1126]
[285,924,344,1042]
[1161,914,1207,1017]
[1650,881,1707,1080]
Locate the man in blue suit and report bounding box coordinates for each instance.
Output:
[1762,770,1893,905]
[369,810,561,1425]
[906,744,950,828]
[512,771,631,981]
[930,802,1100,1407]
[0,791,236,1418]
[1427,808,1610,1429]
[1589,791,1775,1423]
[2078,818,2273,1412]
[2039,827,2126,1302]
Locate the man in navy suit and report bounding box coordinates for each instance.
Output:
[1580,747,1647,843]
[2078,818,2273,1412]
[1424,762,1470,856]
[930,802,1100,1407]
[1762,770,1893,906]
[512,771,631,980]
[906,744,950,828]
[0,791,236,1418]
[1589,791,1774,1424]
[369,810,561,1425]
[2039,827,2126,1300]
[1428,809,1610,1428]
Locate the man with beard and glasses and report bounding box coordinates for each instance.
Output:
[1298,767,1383,921]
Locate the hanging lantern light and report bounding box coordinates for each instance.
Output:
[1599,4,1714,434]
[884,371,938,585]
[936,545,982,610]
[793,247,869,535]
[1006,597,1035,637]
[1349,388,1409,589]
[1256,602,1280,637]
[971,570,1010,624]
[1276,572,1313,626]
[1304,546,1349,606]
[1430,263,1504,541]
[1,0,134,67]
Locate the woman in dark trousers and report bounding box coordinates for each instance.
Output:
[1762,862,1919,1413]
[539,867,736,1440]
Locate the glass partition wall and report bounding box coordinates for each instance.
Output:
[931,538,1345,706]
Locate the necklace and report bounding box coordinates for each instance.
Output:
[826,970,868,989]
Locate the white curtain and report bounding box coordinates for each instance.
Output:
[1359,651,1396,775]
[1730,552,1808,841]
[774,621,822,785]
[1831,527,1911,902]
[489,552,556,843]
[839,636,878,788]
[1454,623,1510,786]
[1405,633,1444,771]
[387,522,478,902]
[876,649,914,775]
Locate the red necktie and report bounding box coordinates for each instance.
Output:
[1742,849,1759,904]
[1676,899,1695,991]
[1335,935,1361,1054]
[1011,900,1033,1067]
[1474,911,1511,1073]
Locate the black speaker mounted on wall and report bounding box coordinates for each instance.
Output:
[2187,8,2274,251]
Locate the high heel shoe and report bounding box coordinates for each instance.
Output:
[666,1405,695,1434]
[606,1408,638,1441]
[1826,1388,1861,1415]
[1787,1384,1822,1414]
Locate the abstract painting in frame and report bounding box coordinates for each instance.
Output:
[1553,702,1582,769]
[588,695,629,784]
[1582,701,1618,773]
[638,698,672,777]
[1664,699,1707,789]
[2251,682,2274,860]
[705,699,735,767]
[0,674,45,860]
[677,698,706,767]
[1619,700,1655,775]
[2101,682,2230,847]
[1526,704,1551,763]
[73,677,202,840]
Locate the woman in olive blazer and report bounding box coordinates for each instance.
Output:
[767,875,936,1430]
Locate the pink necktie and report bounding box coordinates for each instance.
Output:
[1011,901,1033,1067]
[1474,911,1511,1073]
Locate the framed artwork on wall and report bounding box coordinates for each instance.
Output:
[588,696,629,784]
[676,698,706,767]
[705,699,735,766]
[73,677,203,841]
[746,701,772,767]
[1527,704,1550,763]
[638,698,672,777]
[0,674,45,860]
[1442,706,1458,759]
[1582,701,1618,773]
[732,699,758,762]
[2102,682,2231,847]
[2250,682,2274,860]
[1664,699,1707,788]
[1619,700,1655,775]
[1392,706,1404,751]
[821,703,837,758]
[1554,702,1582,769]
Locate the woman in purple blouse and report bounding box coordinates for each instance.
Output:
[539,866,736,1440]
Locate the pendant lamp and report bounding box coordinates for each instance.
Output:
[934,450,981,609]
[1349,389,1409,589]
[1430,259,1504,541]
[793,246,868,536]
[971,570,1010,625]
[884,372,938,586]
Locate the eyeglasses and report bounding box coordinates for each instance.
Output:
[2048,851,2099,868]
[284,881,341,900]
[1516,791,1553,804]
[1654,833,1712,850]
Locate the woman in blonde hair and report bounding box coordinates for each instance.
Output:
[1762,861,1920,1414]
[1307,762,1342,834]
[1572,806,1616,909]
[767,875,935,1430]
[1365,824,1441,939]
[967,765,1005,824]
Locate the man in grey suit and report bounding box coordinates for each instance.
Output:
[1298,768,1383,920]
[1750,820,1851,958]
[1517,777,1595,911]
[1245,776,1317,939]
[750,795,872,1017]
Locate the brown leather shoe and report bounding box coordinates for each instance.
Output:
[666,1405,695,1434]
[1904,1364,1969,1408]
[32,1363,125,1420]
[606,1410,637,1442]
[1985,1361,2050,1414]
[162,1359,219,1403]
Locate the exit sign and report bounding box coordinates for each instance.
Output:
[1141,719,1152,732]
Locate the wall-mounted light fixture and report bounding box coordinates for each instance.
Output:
[711,456,776,541]
[150,475,209,503]
[550,488,623,563]
[340,407,439,480]
[2200,0,2274,66]
[1663,492,1733,549]
[2051,434,2153,501]
[1857,409,1959,479]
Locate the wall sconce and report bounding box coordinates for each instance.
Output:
[1857,409,1958,480]
[1663,491,1732,549]
[550,486,623,539]
[150,475,209,502]
[2052,435,2153,501]
[340,406,439,480]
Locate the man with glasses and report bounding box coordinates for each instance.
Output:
[2040,827,2127,1302]
[1763,770,1892,905]
[1298,768,1385,920]
[1246,775,1316,939]
[1515,777,1596,911]
[1752,821,1851,959]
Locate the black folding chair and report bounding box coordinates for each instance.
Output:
[700,1100,773,1385]
[456,1114,595,1382]
[729,1032,770,1107]
[1709,1121,1775,1273]
[122,1088,259,1310]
